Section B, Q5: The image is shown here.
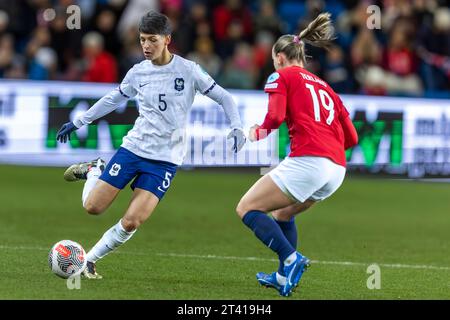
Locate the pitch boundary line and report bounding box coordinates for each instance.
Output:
[1,244,450,271]
[153,252,450,271]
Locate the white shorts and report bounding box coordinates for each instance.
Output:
[269,156,346,203]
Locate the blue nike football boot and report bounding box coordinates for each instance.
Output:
[256,272,283,293]
[281,252,310,297]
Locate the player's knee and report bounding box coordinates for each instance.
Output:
[83,201,105,215]
[272,209,292,221]
[235,200,249,219]
[121,217,140,232]
[301,200,315,212]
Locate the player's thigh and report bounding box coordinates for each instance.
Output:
[310,162,346,201]
[271,200,316,221]
[236,174,296,219]
[269,157,330,204]
[122,188,160,231]
[84,180,121,214]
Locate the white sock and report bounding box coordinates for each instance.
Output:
[276,272,287,286]
[283,252,298,266]
[86,219,136,263]
[82,167,101,207]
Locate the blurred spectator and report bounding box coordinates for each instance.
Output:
[323,45,353,93]
[418,6,450,91]
[382,23,423,95]
[412,0,437,27]
[117,0,159,41]
[173,1,210,55]
[25,26,51,60]
[0,10,9,36]
[213,0,253,42]
[164,0,185,55]
[81,32,118,83]
[195,19,213,38]
[48,8,82,77]
[219,42,257,89]
[186,36,222,78]
[118,26,143,79]
[382,0,415,31]
[161,0,183,15]
[28,47,57,80]
[253,30,275,87]
[253,31,274,70]
[253,0,283,37]
[3,55,27,79]
[298,0,326,32]
[351,28,382,92]
[217,19,247,58]
[0,33,14,77]
[92,9,122,55]
[359,66,388,96]
[0,0,37,45]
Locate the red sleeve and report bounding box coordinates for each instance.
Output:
[341,115,358,149]
[264,71,287,94]
[255,92,286,140]
[335,95,357,149]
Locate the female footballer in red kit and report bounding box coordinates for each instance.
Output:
[236,13,358,296]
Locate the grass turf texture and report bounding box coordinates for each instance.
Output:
[1,165,449,300]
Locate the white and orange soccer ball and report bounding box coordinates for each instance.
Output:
[48,240,87,279]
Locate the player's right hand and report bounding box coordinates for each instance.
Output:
[248,124,260,142]
[56,121,78,143]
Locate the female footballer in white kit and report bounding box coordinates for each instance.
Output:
[56,11,246,279]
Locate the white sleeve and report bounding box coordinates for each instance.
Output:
[73,68,137,128]
[193,63,242,129]
[193,63,216,95]
[205,83,243,129]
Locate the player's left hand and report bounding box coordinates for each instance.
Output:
[248,124,260,142]
[227,128,246,153]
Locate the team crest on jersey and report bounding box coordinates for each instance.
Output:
[267,72,280,83]
[109,163,121,176]
[174,78,184,91]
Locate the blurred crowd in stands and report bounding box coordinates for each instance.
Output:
[0,0,449,98]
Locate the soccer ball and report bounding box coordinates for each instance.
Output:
[48,240,87,279]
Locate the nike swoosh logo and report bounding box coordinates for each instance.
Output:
[287,263,299,286]
[139,82,151,88]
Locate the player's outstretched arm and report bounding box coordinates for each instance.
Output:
[249,92,286,142]
[56,88,130,143]
[57,66,137,144]
[341,116,358,150]
[205,83,246,153]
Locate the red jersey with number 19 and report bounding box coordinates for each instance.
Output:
[261,66,350,167]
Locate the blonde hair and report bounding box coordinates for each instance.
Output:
[273,12,336,65]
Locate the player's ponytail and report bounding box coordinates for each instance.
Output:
[273,12,336,65]
[298,12,335,49]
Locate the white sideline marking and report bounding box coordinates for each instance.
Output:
[153,252,450,271]
[2,245,450,271]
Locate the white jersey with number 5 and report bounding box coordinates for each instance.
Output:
[74,54,241,165]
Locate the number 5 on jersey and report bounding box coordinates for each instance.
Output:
[157,171,173,193]
[159,94,167,111]
[305,83,335,125]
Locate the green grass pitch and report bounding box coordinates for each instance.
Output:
[1,165,449,299]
